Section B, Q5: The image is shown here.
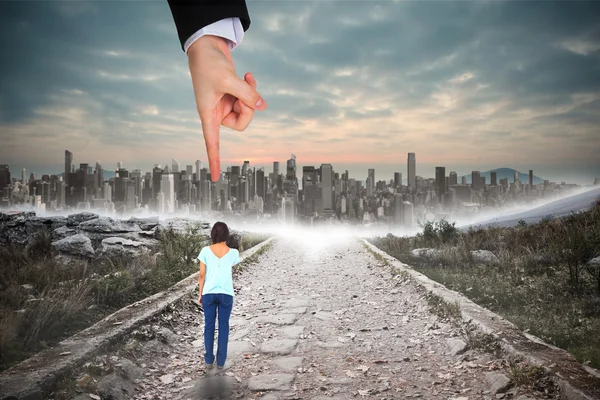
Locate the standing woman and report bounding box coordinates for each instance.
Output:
[197,221,240,369]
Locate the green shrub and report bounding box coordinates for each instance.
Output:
[92,271,135,307]
[417,219,459,247]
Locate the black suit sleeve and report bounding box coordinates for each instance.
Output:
[168,0,251,52]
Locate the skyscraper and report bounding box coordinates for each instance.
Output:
[256,168,265,199]
[95,161,103,190]
[195,160,202,181]
[273,162,280,183]
[64,150,73,186]
[407,153,416,192]
[322,163,333,211]
[394,172,401,187]
[368,168,375,195]
[103,182,112,201]
[152,165,163,209]
[172,158,180,173]
[0,165,10,190]
[161,169,175,213]
[449,171,458,186]
[394,193,403,225]
[529,170,533,187]
[286,155,296,181]
[283,155,298,202]
[491,171,497,186]
[472,171,481,190]
[435,167,446,201]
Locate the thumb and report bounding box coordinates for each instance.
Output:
[225,75,267,111]
[199,111,221,182]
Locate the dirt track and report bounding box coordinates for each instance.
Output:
[121,237,546,400]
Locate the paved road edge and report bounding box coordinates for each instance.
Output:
[362,238,599,400]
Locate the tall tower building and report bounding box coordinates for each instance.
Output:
[407,153,416,192]
[256,168,265,199]
[449,171,457,186]
[491,171,497,186]
[529,170,533,187]
[283,155,298,203]
[394,193,404,226]
[368,169,375,195]
[322,164,333,211]
[172,158,180,173]
[103,182,112,201]
[471,171,481,190]
[0,165,10,191]
[273,162,280,183]
[95,161,104,190]
[161,169,175,213]
[64,150,73,186]
[286,155,296,181]
[21,168,26,184]
[435,167,446,201]
[394,172,401,188]
[514,170,520,183]
[152,165,163,209]
[195,160,202,181]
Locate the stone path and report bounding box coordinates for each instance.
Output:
[116,237,545,400]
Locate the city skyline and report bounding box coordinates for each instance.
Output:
[4,151,594,187]
[1,2,599,184]
[3,146,588,233]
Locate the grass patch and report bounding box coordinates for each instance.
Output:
[508,360,547,386]
[426,293,461,322]
[507,358,560,397]
[0,223,208,371]
[234,240,272,274]
[0,225,273,372]
[363,244,391,266]
[460,321,503,356]
[369,200,600,368]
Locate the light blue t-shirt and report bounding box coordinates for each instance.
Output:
[197,246,240,297]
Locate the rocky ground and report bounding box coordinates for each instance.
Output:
[64,237,557,400]
[0,211,211,260]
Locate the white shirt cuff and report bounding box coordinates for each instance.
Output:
[184,17,244,54]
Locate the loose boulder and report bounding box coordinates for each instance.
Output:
[79,217,141,233]
[66,212,99,226]
[100,237,147,258]
[411,248,443,259]
[51,234,95,258]
[470,250,499,265]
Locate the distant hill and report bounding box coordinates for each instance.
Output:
[460,186,600,229]
[460,168,544,185]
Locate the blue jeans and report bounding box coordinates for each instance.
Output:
[202,293,234,367]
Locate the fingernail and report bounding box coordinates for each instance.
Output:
[256,98,263,107]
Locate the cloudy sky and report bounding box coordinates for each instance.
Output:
[1,1,599,184]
